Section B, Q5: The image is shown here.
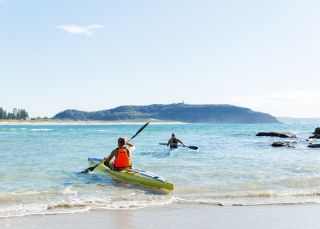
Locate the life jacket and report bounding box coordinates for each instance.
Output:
[114,148,131,168]
[170,138,178,148]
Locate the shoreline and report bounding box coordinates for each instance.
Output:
[1,120,314,125]
[0,120,186,125]
[1,204,319,229]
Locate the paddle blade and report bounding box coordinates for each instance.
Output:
[80,164,98,174]
[80,168,90,174]
[187,146,198,150]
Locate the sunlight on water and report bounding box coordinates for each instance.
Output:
[0,124,320,217]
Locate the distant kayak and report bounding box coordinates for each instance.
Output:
[159,143,198,150]
[88,158,174,191]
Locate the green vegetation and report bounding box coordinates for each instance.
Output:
[0,108,29,120]
[30,117,50,120]
[53,103,279,124]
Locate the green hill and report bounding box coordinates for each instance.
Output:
[53,103,279,124]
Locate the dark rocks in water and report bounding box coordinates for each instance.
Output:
[309,127,320,139]
[256,132,297,138]
[308,144,320,148]
[272,141,297,148]
[309,135,320,139]
[313,127,320,135]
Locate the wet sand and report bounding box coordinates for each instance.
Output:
[1,204,319,229]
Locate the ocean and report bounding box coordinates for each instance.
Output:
[1,123,320,218]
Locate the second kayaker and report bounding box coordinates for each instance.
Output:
[103,137,135,171]
[167,133,185,149]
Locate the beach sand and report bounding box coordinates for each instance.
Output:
[0,120,185,125]
[1,204,319,229]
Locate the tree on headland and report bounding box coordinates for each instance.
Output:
[0,108,7,119]
[18,109,29,120]
[7,112,15,119]
[0,107,29,120]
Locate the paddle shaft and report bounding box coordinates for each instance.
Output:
[159,143,198,150]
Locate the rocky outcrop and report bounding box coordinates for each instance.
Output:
[309,127,320,139]
[257,127,320,149]
[313,127,320,135]
[256,132,296,138]
[309,135,320,139]
[272,141,297,148]
[308,144,320,148]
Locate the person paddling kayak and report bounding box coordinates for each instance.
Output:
[103,137,135,171]
[167,133,185,149]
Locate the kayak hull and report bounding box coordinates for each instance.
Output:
[88,158,174,191]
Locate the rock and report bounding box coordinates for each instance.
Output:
[313,127,320,135]
[272,141,297,148]
[308,144,320,148]
[309,135,320,139]
[309,127,320,139]
[256,132,296,138]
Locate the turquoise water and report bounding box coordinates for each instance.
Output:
[1,123,320,217]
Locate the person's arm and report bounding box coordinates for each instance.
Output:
[104,149,116,167]
[167,138,172,147]
[177,139,185,147]
[126,142,134,147]
[126,142,135,156]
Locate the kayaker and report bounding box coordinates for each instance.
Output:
[103,137,135,171]
[167,133,185,149]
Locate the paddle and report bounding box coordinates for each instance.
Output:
[80,122,149,173]
[159,143,198,150]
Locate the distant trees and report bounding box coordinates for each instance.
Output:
[0,107,29,120]
[0,108,6,119]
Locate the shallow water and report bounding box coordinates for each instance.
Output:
[0,123,320,217]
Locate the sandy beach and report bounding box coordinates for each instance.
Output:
[0,120,185,125]
[1,204,319,229]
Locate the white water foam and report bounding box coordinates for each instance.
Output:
[30,128,52,131]
[0,187,175,219]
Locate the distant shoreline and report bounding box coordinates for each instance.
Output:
[1,119,318,125]
[0,119,186,125]
[277,117,320,124]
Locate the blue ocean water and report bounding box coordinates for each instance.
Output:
[1,123,320,217]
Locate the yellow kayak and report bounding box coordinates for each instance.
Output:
[88,158,174,191]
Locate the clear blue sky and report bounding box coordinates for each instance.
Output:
[1,0,319,117]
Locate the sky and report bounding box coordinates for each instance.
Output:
[1,0,319,118]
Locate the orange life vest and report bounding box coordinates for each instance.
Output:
[114,148,131,168]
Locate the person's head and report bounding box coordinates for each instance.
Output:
[171,133,176,138]
[118,137,126,148]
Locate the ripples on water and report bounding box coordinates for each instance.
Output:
[0,124,320,217]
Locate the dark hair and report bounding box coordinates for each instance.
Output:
[118,137,126,146]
